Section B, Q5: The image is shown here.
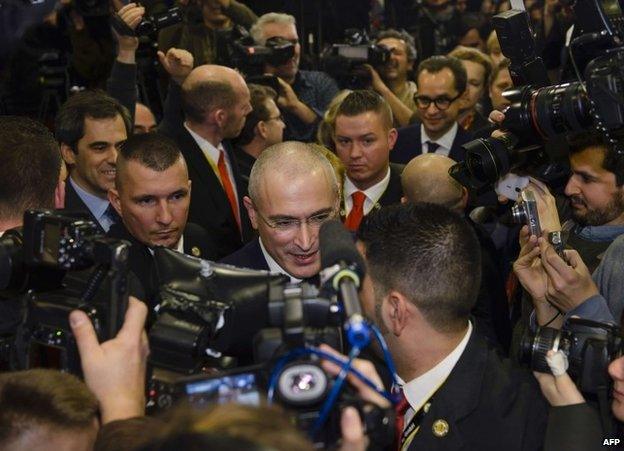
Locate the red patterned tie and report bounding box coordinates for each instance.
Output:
[345,191,366,232]
[394,390,410,450]
[217,149,240,232]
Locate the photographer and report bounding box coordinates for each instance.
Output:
[249,13,339,142]
[158,0,257,67]
[363,29,418,128]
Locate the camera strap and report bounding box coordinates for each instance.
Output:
[399,398,431,450]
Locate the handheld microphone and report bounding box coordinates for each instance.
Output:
[319,220,369,348]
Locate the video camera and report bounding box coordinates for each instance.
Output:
[0,210,130,374]
[226,26,296,77]
[520,317,621,396]
[145,221,398,448]
[111,6,182,38]
[320,29,392,89]
[450,0,624,192]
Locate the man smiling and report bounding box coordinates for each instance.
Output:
[56,91,131,232]
[221,141,339,281]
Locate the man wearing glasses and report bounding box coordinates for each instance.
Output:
[391,55,474,164]
[220,141,340,282]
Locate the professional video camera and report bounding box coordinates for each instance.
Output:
[320,29,392,89]
[228,26,296,77]
[145,221,398,448]
[0,210,130,374]
[450,0,624,192]
[520,317,621,396]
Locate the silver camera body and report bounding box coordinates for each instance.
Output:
[512,189,541,236]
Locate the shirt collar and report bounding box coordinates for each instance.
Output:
[148,235,184,255]
[259,237,302,284]
[420,122,458,153]
[184,122,222,164]
[402,321,472,412]
[343,167,391,213]
[69,176,109,220]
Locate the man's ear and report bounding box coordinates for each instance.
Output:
[54,180,66,209]
[387,128,398,151]
[385,290,410,337]
[257,121,269,140]
[108,188,122,216]
[214,108,228,129]
[243,196,258,230]
[60,143,77,166]
[460,186,469,210]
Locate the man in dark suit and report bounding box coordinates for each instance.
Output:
[159,61,254,259]
[56,91,132,233]
[221,141,340,282]
[330,90,405,232]
[107,133,217,306]
[391,55,473,164]
[325,204,547,450]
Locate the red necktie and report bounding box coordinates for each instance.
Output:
[345,191,366,232]
[217,149,240,232]
[394,391,410,450]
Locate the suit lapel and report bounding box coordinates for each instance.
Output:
[63,181,106,234]
[377,163,405,207]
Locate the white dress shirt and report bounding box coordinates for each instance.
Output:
[401,321,473,429]
[420,122,459,157]
[343,167,391,216]
[259,237,302,284]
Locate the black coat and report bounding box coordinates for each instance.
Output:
[405,331,548,451]
[64,180,107,233]
[107,221,217,307]
[390,123,473,164]
[159,112,254,260]
[219,237,268,271]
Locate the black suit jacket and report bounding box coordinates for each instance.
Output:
[405,331,547,451]
[159,121,254,260]
[107,221,217,307]
[219,237,269,271]
[378,163,404,206]
[64,180,107,233]
[390,123,473,164]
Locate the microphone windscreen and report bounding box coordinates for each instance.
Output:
[319,220,366,278]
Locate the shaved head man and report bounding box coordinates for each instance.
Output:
[160,63,254,258]
[222,141,340,281]
[401,154,467,210]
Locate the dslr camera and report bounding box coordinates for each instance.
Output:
[451,0,624,190]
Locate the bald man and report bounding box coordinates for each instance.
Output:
[159,60,254,258]
[401,153,512,352]
[107,132,217,305]
[221,141,340,282]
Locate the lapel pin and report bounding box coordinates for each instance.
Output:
[432,419,449,437]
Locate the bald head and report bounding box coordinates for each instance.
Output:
[401,154,466,211]
[249,141,340,207]
[182,64,250,128]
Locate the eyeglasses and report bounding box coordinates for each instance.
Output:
[414,93,462,110]
[255,208,336,233]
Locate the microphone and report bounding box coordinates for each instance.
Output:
[319,220,369,348]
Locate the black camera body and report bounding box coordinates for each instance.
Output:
[229,32,296,76]
[520,318,621,395]
[0,210,130,374]
[111,7,182,38]
[450,0,624,190]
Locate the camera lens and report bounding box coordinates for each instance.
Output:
[532,83,593,138]
[277,362,328,406]
[519,327,564,374]
[510,202,527,225]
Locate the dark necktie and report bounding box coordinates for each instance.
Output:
[426,141,440,154]
[394,390,410,450]
[104,203,121,225]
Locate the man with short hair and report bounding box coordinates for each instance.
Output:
[250,13,338,141]
[160,63,254,258]
[0,369,99,451]
[221,141,339,282]
[331,90,404,232]
[401,154,512,352]
[108,132,217,303]
[232,84,285,180]
[353,204,547,450]
[391,55,473,164]
[0,116,65,233]
[56,90,131,233]
[365,29,418,127]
